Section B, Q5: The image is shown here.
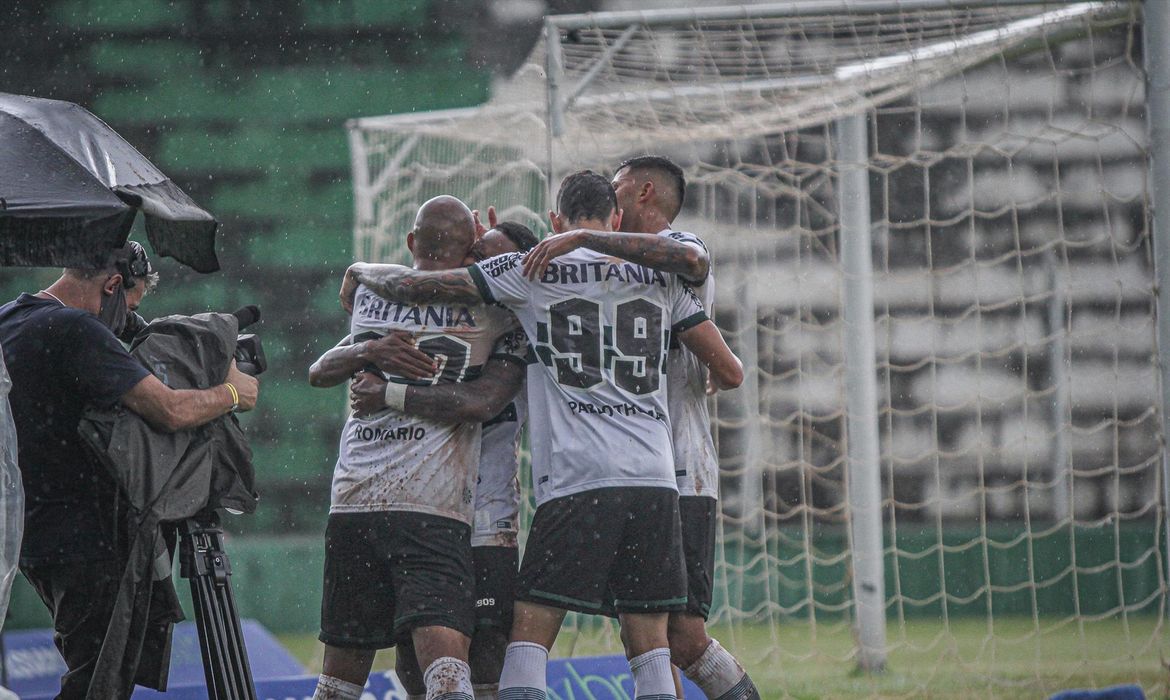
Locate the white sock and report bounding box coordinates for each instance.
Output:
[629,648,675,699]
[424,656,474,700]
[498,641,548,699]
[473,683,499,700]
[313,674,364,700]
[682,639,758,700]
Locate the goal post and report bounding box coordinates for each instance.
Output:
[1144,0,1170,607]
[348,1,1169,693]
[836,111,887,672]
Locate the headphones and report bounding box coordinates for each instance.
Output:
[112,241,153,289]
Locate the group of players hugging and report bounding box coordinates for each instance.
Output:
[308,157,762,700]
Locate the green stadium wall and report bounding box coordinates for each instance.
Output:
[0,0,492,539]
[8,524,1162,633]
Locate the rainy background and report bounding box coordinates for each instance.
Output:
[0,0,598,633]
[3,2,1169,696]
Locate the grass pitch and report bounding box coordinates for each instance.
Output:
[278,616,1168,699]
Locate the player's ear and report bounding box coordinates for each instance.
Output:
[611,208,623,232]
[639,180,654,203]
[550,211,567,234]
[406,231,416,255]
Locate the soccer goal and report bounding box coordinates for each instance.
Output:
[348,1,1169,695]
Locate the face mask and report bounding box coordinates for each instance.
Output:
[98,282,129,337]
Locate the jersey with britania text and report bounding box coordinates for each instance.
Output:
[468,247,709,506]
[663,229,720,500]
[330,283,522,524]
[472,385,527,548]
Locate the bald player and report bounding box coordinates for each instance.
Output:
[523,156,760,699]
[348,221,540,700]
[339,172,744,700]
[308,196,523,700]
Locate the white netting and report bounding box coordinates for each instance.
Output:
[349,1,1166,695]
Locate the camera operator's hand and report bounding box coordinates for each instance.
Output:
[225,360,259,412]
[363,331,436,380]
[350,371,388,417]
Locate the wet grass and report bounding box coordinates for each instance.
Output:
[277,616,1170,699]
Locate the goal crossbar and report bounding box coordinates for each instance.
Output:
[544,0,1124,30]
[353,0,1113,142]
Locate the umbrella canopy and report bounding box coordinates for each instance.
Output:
[0,92,219,272]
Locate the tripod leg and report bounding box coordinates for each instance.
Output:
[181,517,258,700]
[214,571,257,699]
[189,534,235,700]
[207,531,257,700]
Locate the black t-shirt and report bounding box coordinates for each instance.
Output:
[0,293,150,564]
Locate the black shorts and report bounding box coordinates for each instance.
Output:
[472,545,518,632]
[517,487,686,615]
[319,511,475,649]
[679,495,718,619]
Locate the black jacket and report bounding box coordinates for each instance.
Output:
[78,312,257,699]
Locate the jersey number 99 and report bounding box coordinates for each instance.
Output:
[540,296,665,394]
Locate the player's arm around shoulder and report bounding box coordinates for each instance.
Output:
[523,228,710,283]
[341,262,484,310]
[352,356,525,423]
[677,320,744,391]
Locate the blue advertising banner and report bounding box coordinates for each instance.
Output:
[4,620,304,700]
[130,656,705,700]
[4,622,705,700]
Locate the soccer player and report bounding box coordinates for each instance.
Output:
[349,221,540,700]
[338,171,744,700]
[307,196,523,700]
[523,156,761,698]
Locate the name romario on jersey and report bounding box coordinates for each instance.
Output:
[472,389,526,547]
[329,283,520,523]
[468,247,708,505]
[662,229,720,499]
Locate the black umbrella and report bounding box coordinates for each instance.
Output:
[0,92,219,272]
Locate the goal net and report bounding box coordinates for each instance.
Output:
[349,1,1166,695]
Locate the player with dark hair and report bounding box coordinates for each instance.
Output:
[338,170,744,700]
[348,220,539,700]
[524,155,761,699]
[521,155,706,285]
[308,196,525,700]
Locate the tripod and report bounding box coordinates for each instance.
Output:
[179,511,257,700]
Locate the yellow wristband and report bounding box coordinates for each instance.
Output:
[224,382,240,413]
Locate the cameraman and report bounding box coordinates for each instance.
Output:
[0,241,259,699]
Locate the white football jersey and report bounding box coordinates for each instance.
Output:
[470,247,708,506]
[661,229,720,499]
[329,283,519,524]
[472,388,526,548]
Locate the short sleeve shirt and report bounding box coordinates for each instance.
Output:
[468,248,708,506]
[472,388,526,548]
[661,229,720,498]
[0,293,150,564]
[330,284,521,524]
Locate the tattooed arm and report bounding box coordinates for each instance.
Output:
[350,357,525,421]
[521,229,710,283]
[309,332,436,388]
[340,262,485,313]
